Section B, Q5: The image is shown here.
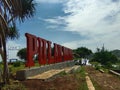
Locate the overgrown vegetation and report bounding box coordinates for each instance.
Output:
[73,47,92,58]
[75,66,88,90]
[17,48,27,61]
[91,46,118,69]
[13,61,21,67]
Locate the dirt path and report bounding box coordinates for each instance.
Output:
[85,66,120,90]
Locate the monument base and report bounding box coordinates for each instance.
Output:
[16,60,75,80]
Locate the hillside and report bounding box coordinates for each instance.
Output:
[111,49,120,60]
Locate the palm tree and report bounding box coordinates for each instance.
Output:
[0,0,35,84]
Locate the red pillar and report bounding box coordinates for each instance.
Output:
[68,48,71,60]
[62,46,66,61]
[25,33,37,67]
[38,38,47,65]
[57,45,62,62]
[54,43,58,63]
[70,49,73,60]
[42,39,47,65]
[47,41,53,64]
[37,37,43,65]
[65,48,68,60]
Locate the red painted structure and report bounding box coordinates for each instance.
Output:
[25,33,73,67]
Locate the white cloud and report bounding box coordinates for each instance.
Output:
[62,31,120,52]
[35,0,120,51]
[56,0,120,51]
[43,17,66,29]
[63,0,120,34]
[35,0,65,3]
[44,17,64,25]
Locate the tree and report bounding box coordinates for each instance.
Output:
[17,48,27,61]
[0,0,35,84]
[92,46,118,67]
[73,47,92,58]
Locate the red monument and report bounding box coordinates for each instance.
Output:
[25,33,73,67]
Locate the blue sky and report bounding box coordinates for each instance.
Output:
[6,0,120,59]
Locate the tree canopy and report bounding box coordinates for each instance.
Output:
[92,46,118,66]
[17,48,27,61]
[73,47,92,58]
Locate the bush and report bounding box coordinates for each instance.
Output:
[92,46,118,66]
[13,61,21,67]
[103,62,113,69]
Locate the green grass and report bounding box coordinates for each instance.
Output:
[9,62,43,74]
[78,81,88,90]
[9,64,25,74]
[59,71,67,76]
[75,66,88,90]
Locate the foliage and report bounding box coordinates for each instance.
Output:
[7,26,20,40]
[17,48,27,61]
[8,64,25,74]
[0,0,36,83]
[76,66,88,90]
[92,46,118,68]
[59,71,67,76]
[73,47,92,58]
[79,66,86,77]
[13,61,21,67]
[91,62,102,70]
[111,49,120,60]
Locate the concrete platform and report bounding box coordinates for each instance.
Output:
[16,61,75,80]
[27,65,81,81]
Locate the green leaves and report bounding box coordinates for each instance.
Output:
[92,46,118,66]
[73,47,92,58]
[17,48,27,61]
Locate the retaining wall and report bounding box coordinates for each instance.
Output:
[16,60,75,80]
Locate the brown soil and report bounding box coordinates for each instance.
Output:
[85,66,120,90]
[22,74,81,90]
[21,66,120,90]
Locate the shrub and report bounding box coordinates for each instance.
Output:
[92,46,118,67]
[91,62,101,70]
[13,61,21,67]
